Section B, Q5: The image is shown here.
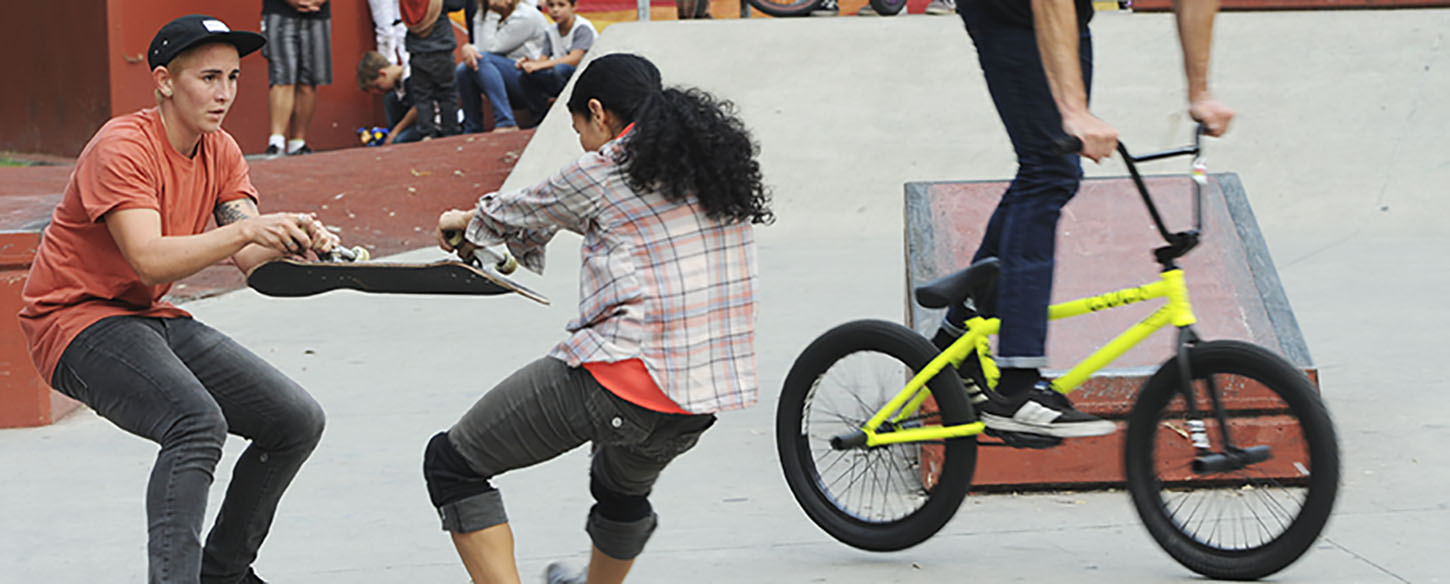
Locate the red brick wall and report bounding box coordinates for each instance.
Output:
[1,1,392,157]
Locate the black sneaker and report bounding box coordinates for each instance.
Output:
[811,0,839,15]
[264,144,282,157]
[978,382,1116,438]
[291,144,313,155]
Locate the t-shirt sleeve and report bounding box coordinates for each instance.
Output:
[79,132,160,223]
[571,25,595,53]
[216,132,260,206]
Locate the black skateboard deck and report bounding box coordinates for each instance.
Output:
[246,258,549,304]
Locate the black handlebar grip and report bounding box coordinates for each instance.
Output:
[1051,135,1084,156]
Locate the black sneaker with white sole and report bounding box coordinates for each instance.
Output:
[977,382,1117,438]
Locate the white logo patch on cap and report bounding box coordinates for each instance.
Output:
[202,19,230,33]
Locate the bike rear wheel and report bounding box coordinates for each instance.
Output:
[776,319,977,551]
[746,0,825,17]
[1125,340,1339,580]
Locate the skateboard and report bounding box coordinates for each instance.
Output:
[246,246,548,304]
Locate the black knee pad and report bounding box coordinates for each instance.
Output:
[422,432,495,508]
[589,474,652,522]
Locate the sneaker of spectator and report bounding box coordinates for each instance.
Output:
[811,0,839,16]
[856,3,880,15]
[924,0,955,14]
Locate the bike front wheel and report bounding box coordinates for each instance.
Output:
[746,0,824,17]
[1125,340,1339,580]
[776,319,977,551]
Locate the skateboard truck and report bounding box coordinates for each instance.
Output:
[443,230,518,275]
[322,245,371,263]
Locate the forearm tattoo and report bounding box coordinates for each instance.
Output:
[214,198,258,226]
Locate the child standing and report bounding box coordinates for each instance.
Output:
[426,54,772,584]
[401,0,464,138]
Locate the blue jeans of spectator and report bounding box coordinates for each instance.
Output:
[456,54,525,131]
[947,1,1093,369]
[521,63,576,121]
[50,316,326,584]
[384,90,421,144]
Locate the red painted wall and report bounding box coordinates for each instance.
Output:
[0,1,388,157]
[104,0,382,155]
[0,0,113,158]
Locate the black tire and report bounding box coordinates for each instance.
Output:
[746,0,824,17]
[776,319,978,551]
[869,0,907,14]
[1125,340,1339,580]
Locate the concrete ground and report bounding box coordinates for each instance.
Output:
[3,9,1448,583]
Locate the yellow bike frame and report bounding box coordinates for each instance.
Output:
[858,269,1198,447]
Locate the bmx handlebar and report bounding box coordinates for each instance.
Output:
[1052,124,1209,266]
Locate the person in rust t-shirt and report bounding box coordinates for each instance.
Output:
[18,15,341,583]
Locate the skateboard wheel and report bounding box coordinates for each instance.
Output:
[498,252,518,275]
[352,246,371,262]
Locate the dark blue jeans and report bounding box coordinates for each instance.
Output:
[948,0,1093,368]
[520,63,576,121]
[51,316,325,584]
[456,54,525,131]
[383,90,421,144]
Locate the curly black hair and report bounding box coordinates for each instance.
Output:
[567,54,773,226]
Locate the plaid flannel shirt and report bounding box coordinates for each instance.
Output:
[466,137,759,413]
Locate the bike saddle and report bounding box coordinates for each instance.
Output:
[914,257,1000,312]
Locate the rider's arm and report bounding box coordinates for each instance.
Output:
[1172,0,1235,136]
[1031,0,1118,160]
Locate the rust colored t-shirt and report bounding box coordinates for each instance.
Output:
[18,108,258,381]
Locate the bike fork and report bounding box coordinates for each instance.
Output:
[1175,326,1271,474]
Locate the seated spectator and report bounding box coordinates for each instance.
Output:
[456,0,548,132]
[517,0,595,124]
[356,51,422,145]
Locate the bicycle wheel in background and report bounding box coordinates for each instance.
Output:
[868,0,907,14]
[776,319,978,551]
[1125,340,1339,580]
[746,0,825,17]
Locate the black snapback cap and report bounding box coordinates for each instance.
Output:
[148,15,266,70]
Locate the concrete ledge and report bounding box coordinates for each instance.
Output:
[0,194,78,428]
[905,173,1317,488]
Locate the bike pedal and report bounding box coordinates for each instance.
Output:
[983,428,1063,450]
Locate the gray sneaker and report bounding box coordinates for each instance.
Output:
[977,382,1117,438]
[544,562,585,584]
[924,0,955,13]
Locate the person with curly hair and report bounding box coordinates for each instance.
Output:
[426,53,772,584]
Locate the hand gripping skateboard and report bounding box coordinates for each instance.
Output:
[246,241,548,305]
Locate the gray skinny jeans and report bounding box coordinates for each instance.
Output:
[443,357,715,558]
[51,315,325,584]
